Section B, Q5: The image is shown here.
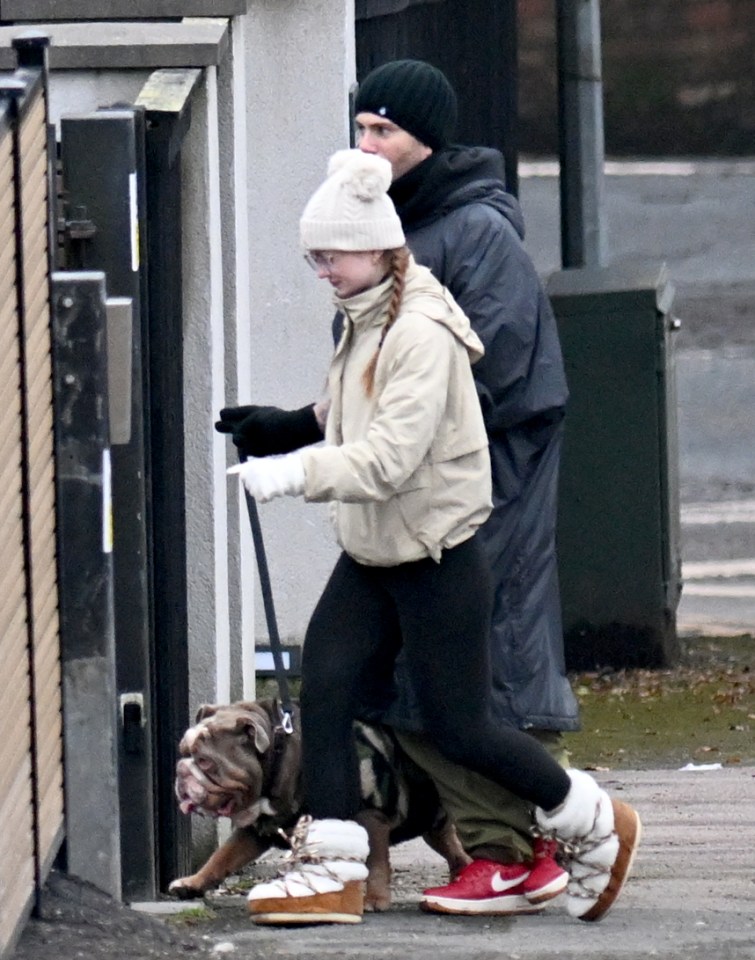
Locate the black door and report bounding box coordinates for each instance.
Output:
[355,0,520,194]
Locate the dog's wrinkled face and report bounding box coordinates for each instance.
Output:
[175,703,274,827]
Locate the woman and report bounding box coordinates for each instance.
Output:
[228,150,640,926]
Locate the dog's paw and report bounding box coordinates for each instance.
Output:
[364,889,392,912]
[168,876,207,900]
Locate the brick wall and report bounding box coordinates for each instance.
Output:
[518,0,755,155]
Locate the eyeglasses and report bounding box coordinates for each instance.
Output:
[304,251,346,273]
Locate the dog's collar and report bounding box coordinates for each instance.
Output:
[262,722,289,780]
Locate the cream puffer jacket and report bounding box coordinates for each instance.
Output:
[300,256,492,566]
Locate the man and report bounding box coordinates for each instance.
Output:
[216,59,580,915]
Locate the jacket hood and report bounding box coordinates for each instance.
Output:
[401,261,485,364]
[335,257,485,364]
[389,145,525,240]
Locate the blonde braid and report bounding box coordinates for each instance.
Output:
[362,246,411,396]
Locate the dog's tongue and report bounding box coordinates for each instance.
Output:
[217,800,235,818]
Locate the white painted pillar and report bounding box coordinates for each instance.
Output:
[217,13,256,701]
[240,0,356,649]
[181,65,232,708]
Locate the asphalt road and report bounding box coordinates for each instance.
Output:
[519,160,755,638]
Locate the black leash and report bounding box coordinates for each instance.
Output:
[239,454,295,734]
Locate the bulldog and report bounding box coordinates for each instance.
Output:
[169,698,469,910]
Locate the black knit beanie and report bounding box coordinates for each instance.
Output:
[355,59,458,150]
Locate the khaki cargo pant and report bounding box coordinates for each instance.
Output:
[395,728,570,863]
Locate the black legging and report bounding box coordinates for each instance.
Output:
[300,534,571,819]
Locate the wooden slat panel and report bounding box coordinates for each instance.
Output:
[0,693,34,952]
[0,763,35,865]
[24,246,49,304]
[22,153,48,211]
[0,478,23,532]
[27,462,55,518]
[0,296,16,336]
[18,95,46,151]
[0,331,23,384]
[0,766,37,942]
[0,136,12,178]
[22,211,47,256]
[32,649,61,710]
[0,477,23,528]
[29,504,56,560]
[0,763,35,852]
[0,621,27,703]
[26,416,54,478]
[0,104,36,960]
[18,84,65,885]
[23,282,51,342]
[36,713,64,785]
[0,690,32,799]
[33,638,63,730]
[0,588,25,644]
[0,597,25,664]
[0,214,14,266]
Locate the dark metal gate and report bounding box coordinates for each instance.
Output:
[57,69,201,900]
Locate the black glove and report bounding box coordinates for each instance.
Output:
[215,403,323,456]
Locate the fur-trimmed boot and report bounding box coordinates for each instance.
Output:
[247,816,369,925]
[535,769,641,922]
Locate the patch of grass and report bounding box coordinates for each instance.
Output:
[166,906,217,926]
[565,634,755,770]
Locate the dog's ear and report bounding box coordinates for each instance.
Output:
[235,714,271,754]
[195,703,219,722]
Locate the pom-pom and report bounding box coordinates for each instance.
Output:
[327,149,391,201]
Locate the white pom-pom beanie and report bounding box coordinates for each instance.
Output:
[300,149,405,252]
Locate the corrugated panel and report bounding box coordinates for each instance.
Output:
[19,86,65,878]
[0,118,35,959]
[0,764,36,957]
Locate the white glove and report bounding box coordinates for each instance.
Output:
[227,453,306,503]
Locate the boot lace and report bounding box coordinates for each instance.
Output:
[270,815,363,895]
[532,799,616,900]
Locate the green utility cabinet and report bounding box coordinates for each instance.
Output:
[547,264,682,669]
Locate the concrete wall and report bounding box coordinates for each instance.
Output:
[47,70,151,130]
[238,0,355,663]
[43,5,354,870]
[45,3,356,715]
[45,0,355,709]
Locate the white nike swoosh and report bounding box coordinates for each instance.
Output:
[490,871,524,893]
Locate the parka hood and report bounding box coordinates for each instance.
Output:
[389,145,525,240]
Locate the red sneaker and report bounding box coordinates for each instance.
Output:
[522,838,568,904]
[420,859,542,915]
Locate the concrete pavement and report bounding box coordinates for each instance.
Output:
[197,767,755,959]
